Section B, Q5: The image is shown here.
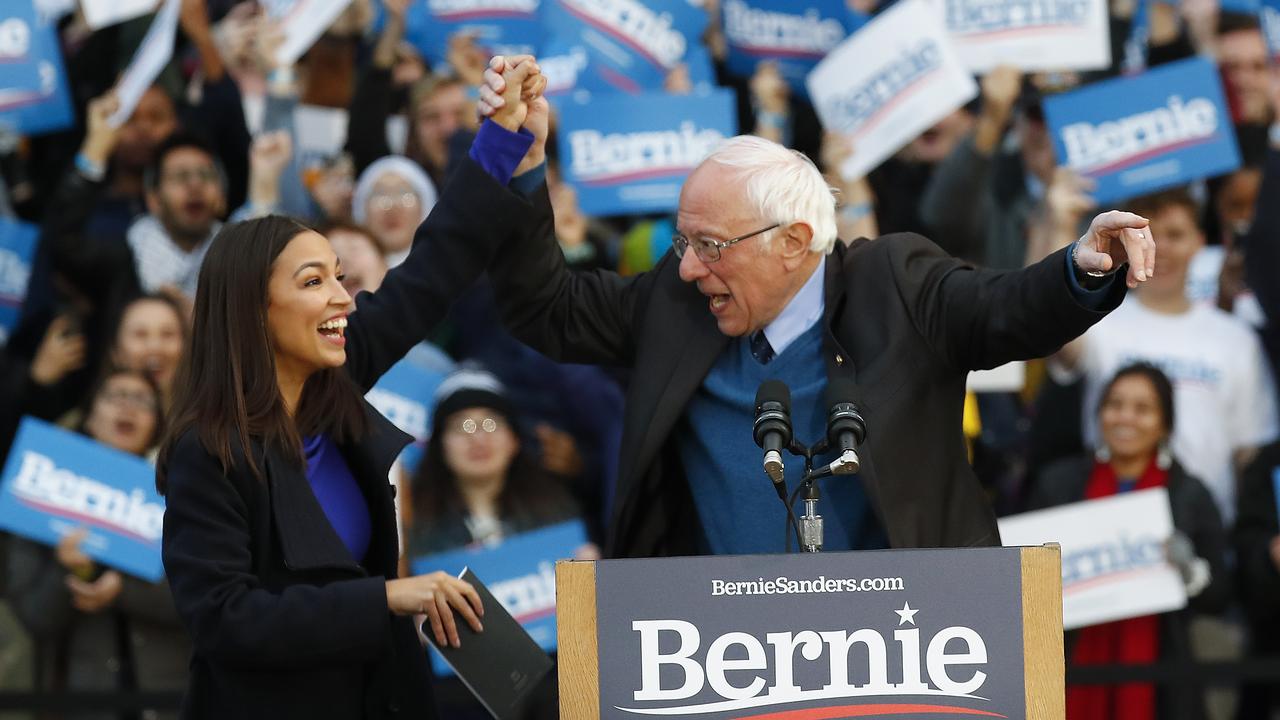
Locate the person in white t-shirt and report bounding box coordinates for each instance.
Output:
[1053,187,1279,525]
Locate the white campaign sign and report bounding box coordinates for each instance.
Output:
[107,0,180,128]
[1000,487,1187,630]
[79,0,159,30]
[806,0,977,181]
[267,0,355,67]
[932,0,1111,73]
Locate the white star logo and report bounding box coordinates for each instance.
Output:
[895,601,919,626]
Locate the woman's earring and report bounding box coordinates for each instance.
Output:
[1156,442,1173,470]
[1094,445,1111,464]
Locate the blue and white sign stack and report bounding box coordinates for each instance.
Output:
[0,219,38,347]
[807,0,978,181]
[0,418,166,582]
[1044,57,1242,204]
[411,520,588,675]
[934,0,1111,72]
[0,0,74,136]
[555,88,737,215]
[721,0,866,95]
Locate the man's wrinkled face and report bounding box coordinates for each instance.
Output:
[675,162,794,338]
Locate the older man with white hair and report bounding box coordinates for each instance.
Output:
[477,58,1156,558]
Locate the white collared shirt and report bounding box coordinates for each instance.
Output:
[760,255,826,356]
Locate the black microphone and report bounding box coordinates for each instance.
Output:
[753,380,793,491]
[824,378,867,475]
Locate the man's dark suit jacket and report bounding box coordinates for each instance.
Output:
[493,189,1126,558]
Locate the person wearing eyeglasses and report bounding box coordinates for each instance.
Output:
[406,368,585,556]
[404,368,589,720]
[476,57,1159,557]
[7,367,191,719]
[352,156,439,269]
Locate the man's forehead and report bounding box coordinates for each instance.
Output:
[678,163,749,234]
[165,148,215,168]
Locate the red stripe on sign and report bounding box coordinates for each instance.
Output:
[1080,134,1218,176]
[848,69,941,142]
[435,10,531,20]
[732,45,827,60]
[957,23,1084,40]
[512,605,556,624]
[14,495,158,546]
[579,165,690,186]
[558,0,664,68]
[737,704,1009,720]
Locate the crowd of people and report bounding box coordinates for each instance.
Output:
[0,0,1279,718]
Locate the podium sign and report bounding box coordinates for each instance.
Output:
[558,546,1063,719]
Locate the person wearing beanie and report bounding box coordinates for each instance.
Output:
[352,156,438,268]
[406,368,584,555]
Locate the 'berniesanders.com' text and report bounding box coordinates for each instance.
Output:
[711,575,906,596]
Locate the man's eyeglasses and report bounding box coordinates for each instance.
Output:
[672,223,781,263]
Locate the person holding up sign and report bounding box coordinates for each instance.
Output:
[7,367,188,716]
[155,58,549,719]
[477,55,1157,558]
[1026,362,1228,720]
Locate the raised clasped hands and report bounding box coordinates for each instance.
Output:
[478,55,549,176]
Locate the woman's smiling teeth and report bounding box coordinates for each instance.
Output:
[318,317,347,336]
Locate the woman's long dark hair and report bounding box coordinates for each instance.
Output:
[410,411,563,527]
[156,216,368,491]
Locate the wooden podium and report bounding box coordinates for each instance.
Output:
[556,545,1064,720]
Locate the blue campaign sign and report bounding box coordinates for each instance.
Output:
[541,0,708,93]
[364,357,447,473]
[721,0,865,94]
[541,35,592,96]
[0,218,38,347]
[401,0,543,67]
[1263,0,1280,60]
[0,1,74,136]
[0,417,165,582]
[411,520,588,675]
[1044,57,1241,204]
[556,88,737,216]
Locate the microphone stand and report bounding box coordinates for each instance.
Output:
[781,441,827,553]
[784,443,862,553]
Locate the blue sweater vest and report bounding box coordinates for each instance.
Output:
[678,321,886,554]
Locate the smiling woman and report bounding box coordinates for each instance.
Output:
[1025,362,1230,720]
[6,366,189,715]
[152,55,549,720]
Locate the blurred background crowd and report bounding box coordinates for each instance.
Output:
[2,0,1280,718]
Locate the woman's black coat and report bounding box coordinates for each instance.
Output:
[160,159,544,719]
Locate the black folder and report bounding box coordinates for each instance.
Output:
[424,567,554,720]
